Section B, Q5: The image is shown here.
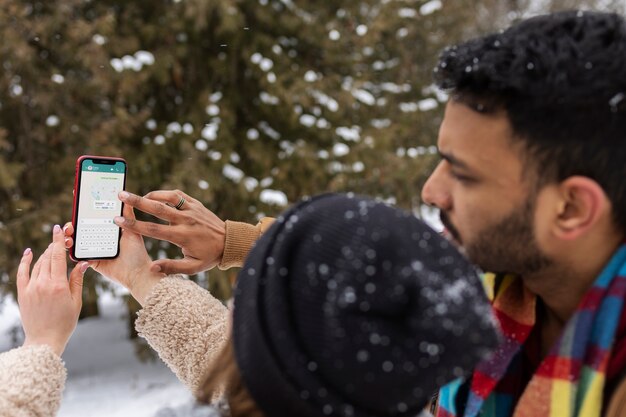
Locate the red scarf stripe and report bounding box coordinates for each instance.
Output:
[607,311,626,381]
[608,277,626,297]
[493,310,534,343]
[579,286,608,309]
[471,371,499,398]
[534,355,581,379]
[492,288,535,327]
[436,408,456,417]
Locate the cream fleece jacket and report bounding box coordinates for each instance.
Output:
[135,276,229,392]
[0,345,66,417]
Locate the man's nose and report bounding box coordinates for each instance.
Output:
[421,163,452,211]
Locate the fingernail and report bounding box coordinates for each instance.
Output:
[63,224,69,233]
[151,265,161,273]
[80,262,90,273]
[119,191,130,200]
[114,216,125,225]
[23,248,31,256]
[64,237,70,244]
[53,224,61,234]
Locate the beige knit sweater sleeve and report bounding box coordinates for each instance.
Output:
[0,345,66,417]
[218,217,275,270]
[135,276,230,393]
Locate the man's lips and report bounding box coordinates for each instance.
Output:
[441,227,459,243]
[439,212,462,244]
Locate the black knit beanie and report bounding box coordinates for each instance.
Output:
[233,194,499,417]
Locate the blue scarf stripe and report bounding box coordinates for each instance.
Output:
[569,310,594,358]
[594,246,626,287]
[464,392,485,417]
[438,378,463,414]
[591,294,624,348]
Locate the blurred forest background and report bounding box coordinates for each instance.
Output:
[1,0,624,347]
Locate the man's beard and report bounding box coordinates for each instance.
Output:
[441,200,553,276]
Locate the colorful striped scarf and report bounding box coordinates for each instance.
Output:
[436,244,626,417]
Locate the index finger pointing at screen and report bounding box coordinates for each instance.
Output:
[118,191,183,222]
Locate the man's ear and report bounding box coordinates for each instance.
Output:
[553,176,609,240]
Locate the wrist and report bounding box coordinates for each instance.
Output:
[129,268,165,306]
[23,337,65,357]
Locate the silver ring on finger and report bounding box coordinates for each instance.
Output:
[175,197,186,210]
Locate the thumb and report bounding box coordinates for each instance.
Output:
[17,249,33,294]
[150,258,202,275]
[122,202,136,221]
[69,262,88,308]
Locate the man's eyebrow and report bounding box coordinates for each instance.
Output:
[439,151,471,171]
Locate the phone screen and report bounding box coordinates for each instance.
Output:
[74,158,126,259]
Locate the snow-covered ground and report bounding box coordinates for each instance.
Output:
[0,291,194,417]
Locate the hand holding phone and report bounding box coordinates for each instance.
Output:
[70,155,127,261]
[64,204,165,306]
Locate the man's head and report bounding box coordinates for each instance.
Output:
[422,11,626,275]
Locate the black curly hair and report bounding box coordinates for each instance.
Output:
[434,10,626,232]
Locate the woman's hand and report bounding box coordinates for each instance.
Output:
[17,225,88,356]
[113,190,226,275]
[64,204,165,305]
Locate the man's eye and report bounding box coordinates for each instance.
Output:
[451,172,472,182]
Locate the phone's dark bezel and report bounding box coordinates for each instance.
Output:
[70,156,127,261]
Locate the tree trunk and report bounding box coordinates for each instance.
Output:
[79,278,99,319]
[126,295,142,339]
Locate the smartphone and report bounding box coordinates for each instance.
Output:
[70,155,127,261]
